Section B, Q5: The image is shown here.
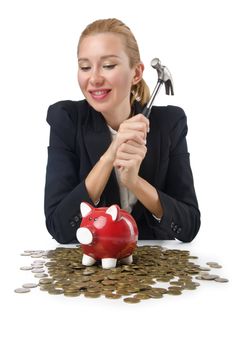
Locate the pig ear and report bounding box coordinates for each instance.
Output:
[106,205,120,221]
[80,202,93,218]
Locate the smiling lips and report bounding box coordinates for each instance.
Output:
[89,89,111,100]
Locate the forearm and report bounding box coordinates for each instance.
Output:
[85,150,114,204]
[129,176,164,218]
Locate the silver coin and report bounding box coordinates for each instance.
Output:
[32,260,46,264]
[31,268,45,273]
[20,266,32,271]
[14,288,30,293]
[214,277,229,283]
[34,273,48,278]
[22,283,38,288]
[31,254,44,258]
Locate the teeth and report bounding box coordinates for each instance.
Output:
[92,90,108,96]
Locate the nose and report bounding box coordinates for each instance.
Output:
[76,227,93,245]
[89,68,104,86]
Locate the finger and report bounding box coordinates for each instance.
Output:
[117,131,146,145]
[116,146,147,162]
[117,142,147,156]
[123,114,150,133]
[125,139,147,147]
[114,157,143,168]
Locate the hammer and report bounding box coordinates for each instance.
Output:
[142,58,174,118]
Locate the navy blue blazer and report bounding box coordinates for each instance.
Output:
[44,99,200,243]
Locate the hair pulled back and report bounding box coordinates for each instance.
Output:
[78,18,150,106]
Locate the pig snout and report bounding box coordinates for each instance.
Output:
[76,227,93,245]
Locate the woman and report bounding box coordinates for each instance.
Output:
[44,18,200,244]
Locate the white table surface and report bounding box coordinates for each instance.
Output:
[2,238,231,350]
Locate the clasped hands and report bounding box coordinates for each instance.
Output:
[108,114,149,190]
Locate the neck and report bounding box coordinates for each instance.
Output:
[102,105,132,131]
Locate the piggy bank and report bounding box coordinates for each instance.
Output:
[76,202,138,269]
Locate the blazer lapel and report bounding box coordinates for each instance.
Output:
[139,130,161,186]
[83,106,121,206]
[134,101,160,187]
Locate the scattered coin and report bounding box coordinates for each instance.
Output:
[48,289,64,295]
[15,246,229,302]
[22,283,38,288]
[214,277,229,283]
[123,297,140,303]
[201,274,219,280]
[206,262,222,268]
[14,288,30,293]
[31,268,45,273]
[20,266,32,271]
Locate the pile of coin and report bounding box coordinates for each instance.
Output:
[15,245,229,303]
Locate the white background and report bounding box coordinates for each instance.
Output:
[0,0,232,349]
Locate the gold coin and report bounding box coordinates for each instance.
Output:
[64,292,81,297]
[105,293,121,299]
[123,297,140,304]
[48,289,63,295]
[17,245,229,302]
[84,292,101,298]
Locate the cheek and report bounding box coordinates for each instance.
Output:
[112,71,132,91]
[77,71,86,90]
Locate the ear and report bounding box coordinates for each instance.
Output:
[106,205,120,221]
[132,62,144,85]
[80,202,93,218]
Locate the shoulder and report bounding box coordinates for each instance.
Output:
[47,99,89,126]
[149,105,187,130]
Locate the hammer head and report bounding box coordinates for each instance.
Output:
[151,58,174,95]
[160,66,174,95]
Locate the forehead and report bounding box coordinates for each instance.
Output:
[78,33,128,61]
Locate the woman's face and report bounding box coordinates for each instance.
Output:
[78,33,142,119]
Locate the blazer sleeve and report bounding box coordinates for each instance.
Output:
[44,101,94,244]
[144,107,201,242]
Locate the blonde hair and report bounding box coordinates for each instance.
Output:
[77,18,150,106]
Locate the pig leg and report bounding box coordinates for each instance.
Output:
[120,255,133,265]
[101,258,117,269]
[82,254,96,266]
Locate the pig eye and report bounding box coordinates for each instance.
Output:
[88,217,93,221]
[94,218,98,222]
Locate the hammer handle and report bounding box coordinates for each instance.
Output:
[142,79,163,119]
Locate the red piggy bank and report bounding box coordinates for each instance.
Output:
[76,202,138,269]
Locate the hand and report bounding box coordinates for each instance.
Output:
[113,139,147,189]
[105,114,149,162]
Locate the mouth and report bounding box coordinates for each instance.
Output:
[89,89,111,101]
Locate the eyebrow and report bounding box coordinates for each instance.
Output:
[78,55,121,62]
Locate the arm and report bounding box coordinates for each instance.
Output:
[144,108,200,242]
[127,176,163,219]
[44,103,148,243]
[44,102,94,243]
[114,107,200,242]
[85,115,148,204]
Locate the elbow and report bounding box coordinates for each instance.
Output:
[178,207,201,243]
[45,214,77,244]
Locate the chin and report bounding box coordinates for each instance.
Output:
[88,100,113,114]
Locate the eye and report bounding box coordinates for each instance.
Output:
[79,66,91,71]
[103,64,117,70]
[89,217,93,221]
[94,218,98,222]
